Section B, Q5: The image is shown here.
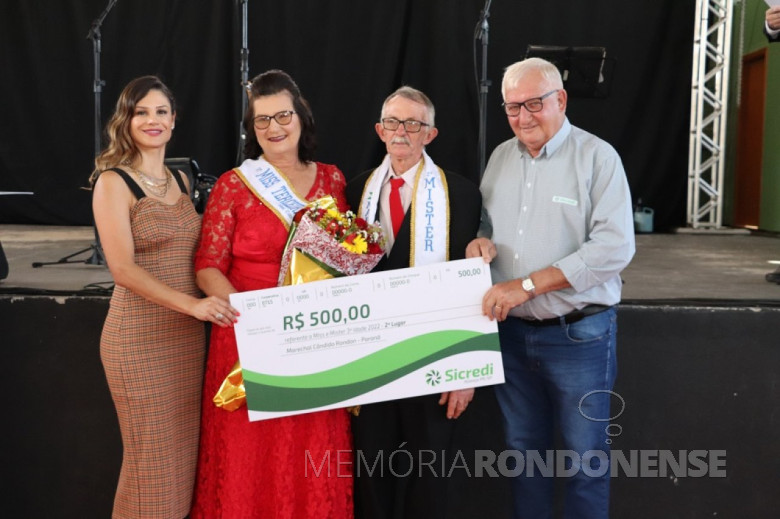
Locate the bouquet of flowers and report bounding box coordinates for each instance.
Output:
[213,196,385,412]
[278,195,385,286]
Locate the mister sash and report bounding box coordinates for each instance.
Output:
[233,155,309,230]
[357,149,449,266]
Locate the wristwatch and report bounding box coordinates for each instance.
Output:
[522,277,536,298]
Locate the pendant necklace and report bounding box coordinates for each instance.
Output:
[131,167,171,197]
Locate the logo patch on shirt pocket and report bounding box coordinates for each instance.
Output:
[552,196,578,206]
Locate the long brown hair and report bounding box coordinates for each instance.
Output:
[89,75,176,184]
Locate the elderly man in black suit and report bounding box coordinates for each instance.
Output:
[765,6,779,285]
[345,86,482,519]
[766,6,780,42]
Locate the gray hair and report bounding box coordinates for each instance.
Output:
[380,86,436,127]
[501,58,563,99]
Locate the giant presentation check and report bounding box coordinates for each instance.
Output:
[230,257,504,421]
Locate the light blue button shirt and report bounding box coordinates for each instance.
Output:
[480,118,635,320]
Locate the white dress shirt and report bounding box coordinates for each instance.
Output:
[378,160,421,253]
[480,118,636,320]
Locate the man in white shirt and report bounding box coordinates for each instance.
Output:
[467,57,635,519]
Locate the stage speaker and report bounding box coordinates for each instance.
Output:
[164,157,217,213]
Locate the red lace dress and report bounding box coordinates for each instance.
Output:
[190,163,353,519]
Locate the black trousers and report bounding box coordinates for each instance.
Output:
[351,394,456,519]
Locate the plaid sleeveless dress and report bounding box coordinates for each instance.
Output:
[100,169,205,518]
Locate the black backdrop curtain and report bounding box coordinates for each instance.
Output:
[0,0,695,232]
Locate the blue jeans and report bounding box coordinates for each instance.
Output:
[495,307,618,519]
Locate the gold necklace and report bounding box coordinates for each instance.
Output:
[130,167,171,197]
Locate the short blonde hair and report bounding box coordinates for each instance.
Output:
[501,58,563,99]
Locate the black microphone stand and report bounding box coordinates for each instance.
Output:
[475,0,492,180]
[32,0,118,268]
[88,0,118,159]
[235,0,250,165]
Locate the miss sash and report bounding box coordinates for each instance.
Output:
[233,155,309,229]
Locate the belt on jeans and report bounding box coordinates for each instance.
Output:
[517,304,613,327]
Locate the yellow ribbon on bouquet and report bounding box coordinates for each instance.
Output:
[213,360,246,412]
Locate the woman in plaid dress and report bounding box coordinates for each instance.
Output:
[91,76,238,519]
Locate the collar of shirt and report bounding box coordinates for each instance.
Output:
[515,117,572,159]
[379,158,422,252]
[382,158,422,189]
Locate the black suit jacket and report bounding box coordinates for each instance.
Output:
[345,166,484,519]
[765,25,779,43]
[345,167,482,271]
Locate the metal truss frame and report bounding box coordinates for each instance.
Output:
[687,0,735,228]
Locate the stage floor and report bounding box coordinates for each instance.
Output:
[3,224,779,518]
[1,224,779,302]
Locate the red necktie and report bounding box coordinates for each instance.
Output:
[389,177,405,238]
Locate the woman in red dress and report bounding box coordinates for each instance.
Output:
[190,70,353,518]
